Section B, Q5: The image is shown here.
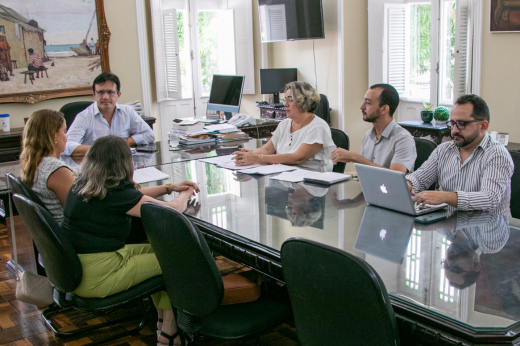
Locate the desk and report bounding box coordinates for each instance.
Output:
[146,160,520,345]
[257,104,287,120]
[398,120,451,145]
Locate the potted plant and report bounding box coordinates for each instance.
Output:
[433,106,450,126]
[421,102,433,123]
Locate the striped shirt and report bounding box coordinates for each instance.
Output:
[439,211,510,255]
[406,134,514,216]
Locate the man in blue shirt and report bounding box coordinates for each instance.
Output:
[63,72,155,156]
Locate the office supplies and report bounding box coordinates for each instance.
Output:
[303,172,352,185]
[228,114,252,127]
[204,124,238,133]
[355,163,447,215]
[239,164,296,175]
[354,205,415,264]
[133,167,170,184]
[491,131,509,146]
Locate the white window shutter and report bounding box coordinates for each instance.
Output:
[150,0,182,101]
[453,0,472,101]
[163,10,182,99]
[383,4,408,96]
[227,0,255,94]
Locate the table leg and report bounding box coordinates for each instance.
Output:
[24,74,27,84]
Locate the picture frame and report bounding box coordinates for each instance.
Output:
[490,0,520,33]
[0,0,111,104]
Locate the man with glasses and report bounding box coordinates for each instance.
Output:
[331,83,416,174]
[63,72,155,156]
[406,94,514,216]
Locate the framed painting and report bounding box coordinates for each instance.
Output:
[0,0,110,103]
[491,0,520,32]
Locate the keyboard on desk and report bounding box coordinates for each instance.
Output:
[414,203,447,215]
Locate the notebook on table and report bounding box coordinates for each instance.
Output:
[354,163,447,216]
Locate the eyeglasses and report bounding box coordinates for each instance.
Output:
[95,90,118,96]
[447,119,480,130]
[440,259,464,274]
[283,96,294,105]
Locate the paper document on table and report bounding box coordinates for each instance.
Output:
[218,162,262,170]
[204,124,238,133]
[238,164,296,175]
[269,168,317,182]
[133,167,170,184]
[199,155,234,165]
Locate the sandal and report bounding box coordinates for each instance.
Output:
[157,330,190,346]
[157,318,163,337]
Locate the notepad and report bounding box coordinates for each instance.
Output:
[303,172,352,185]
[133,167,170,184]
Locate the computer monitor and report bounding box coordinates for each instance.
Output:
[260,68,297,103]
[206,75,245,119]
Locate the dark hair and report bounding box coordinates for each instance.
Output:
[92,72,121,92]
[370,83,400,116]
[455,94,490,122]
[28,48,34,54]
[448,270,480,290]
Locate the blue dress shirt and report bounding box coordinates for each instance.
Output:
[63,102,155,156]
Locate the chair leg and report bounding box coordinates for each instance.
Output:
[41,297,149,345]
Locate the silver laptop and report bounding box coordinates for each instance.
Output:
[354,205,415,264]
[354,163,447,215]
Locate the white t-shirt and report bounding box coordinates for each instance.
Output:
[271,116,336,172]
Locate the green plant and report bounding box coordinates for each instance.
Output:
[422,102,433,111]
[433,106,450,121]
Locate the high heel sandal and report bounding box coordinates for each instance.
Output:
[157,330,192,346]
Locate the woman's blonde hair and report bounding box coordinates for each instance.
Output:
[284,81,320,114]
[72,135,136,201]
[20,109,65,187]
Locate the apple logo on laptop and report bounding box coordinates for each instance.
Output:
[380,229,386,240]
[380,184,388,194]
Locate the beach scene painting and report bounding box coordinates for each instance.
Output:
[0,0,109,103]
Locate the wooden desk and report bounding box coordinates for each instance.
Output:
[258,104,287,120]
[398,120,451,145]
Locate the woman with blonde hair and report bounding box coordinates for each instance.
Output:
[62,135,199,346]
[20,109,74,223]
[232,81,336,172]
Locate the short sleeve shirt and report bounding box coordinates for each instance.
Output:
[360,120,417,172]
[62,180,143,254]
[271,116,336,172]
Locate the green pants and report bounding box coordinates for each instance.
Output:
[74,244,171,310]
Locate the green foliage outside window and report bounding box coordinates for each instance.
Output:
[198,11,218,96]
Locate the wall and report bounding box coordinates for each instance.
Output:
[480,0,520,142]
[0,0,145,133]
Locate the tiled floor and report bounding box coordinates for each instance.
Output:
[0,222,299,346]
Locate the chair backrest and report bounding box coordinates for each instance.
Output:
[6,173,48,212]
[315,94,330,124]
[141,202,224,316]
[59,101,93,130]
[413,137,437,171]
[12,194,83,293]
[330,128,350,173]
[281,238,400,346]
[510,151,520,218]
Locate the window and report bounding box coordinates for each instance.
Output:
[371,0,479,111]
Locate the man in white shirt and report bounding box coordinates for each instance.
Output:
[330,83,416,174]
[406,94,514,216]
[63,72,155,156]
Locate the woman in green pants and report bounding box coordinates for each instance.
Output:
[62,135,199,346]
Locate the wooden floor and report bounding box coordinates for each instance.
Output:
[0,222,299,346]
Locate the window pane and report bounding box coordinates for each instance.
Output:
[198,10,236,97]
[439,1,456,105]
[407,4,431,101]
[177,11,192,99]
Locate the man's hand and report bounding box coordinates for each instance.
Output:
[407,181,415,196]
[412,191,458,207]
[331,148,359,165]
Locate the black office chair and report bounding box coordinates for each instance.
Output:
[6,172,49,275]
[59,101,92,130]
[330,128,350,173]
[315,94,331,124]
[281,237,400,346]
[510,151,520,218]
[141,202,291,346]
[12,194,164,346]
[413,138,437,191]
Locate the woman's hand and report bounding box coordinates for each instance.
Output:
[171,180,200,194]
[232,148,259,166]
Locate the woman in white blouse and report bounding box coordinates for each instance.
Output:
[232,82,336,172]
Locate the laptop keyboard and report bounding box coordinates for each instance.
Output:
[414,203,445,214]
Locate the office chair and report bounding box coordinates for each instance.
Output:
[59,101,92,130]
[281,237,400,346]
[12,194,164,346]
[510,151,520,218]
[141,202,291,346]
[413,138,437,190]
[330,128,350,173]
[315,94,331,124]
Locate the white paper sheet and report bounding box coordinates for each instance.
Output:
[269,168,317,182]
[238,164,296,175]
[204,124,238,133]
[133,167,170,184]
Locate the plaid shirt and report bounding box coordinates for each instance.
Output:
[29,53,43,68]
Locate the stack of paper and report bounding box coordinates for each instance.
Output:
[204,124,238,133]
[270,168,352,185]
[125,100,144,116]
[133,167,170,184]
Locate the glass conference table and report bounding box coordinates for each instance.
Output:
[144,159,520,346]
